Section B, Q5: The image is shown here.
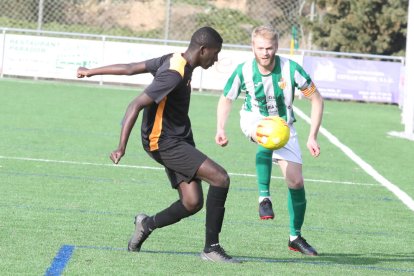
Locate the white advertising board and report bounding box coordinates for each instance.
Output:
[196,51,303,91]
[0,33,4,75]
[99,41,186,85]
[3,35,103,79]
[193,49,252,91]
[1,34,303,91]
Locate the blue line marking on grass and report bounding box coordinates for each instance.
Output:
[45,245,75,276]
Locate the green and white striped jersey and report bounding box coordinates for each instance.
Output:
[223,55,314,124]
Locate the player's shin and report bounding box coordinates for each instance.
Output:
[287,187,307,236]
[204,186,228,249]
[256,145,273,197]
[147,200,193,230]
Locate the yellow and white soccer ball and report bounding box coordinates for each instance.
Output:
[256,116,290,150]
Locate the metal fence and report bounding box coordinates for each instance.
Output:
[0,0,309,48]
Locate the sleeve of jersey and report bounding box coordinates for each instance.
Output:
[223,64,243,100]
[145,56,164,76]
[293,63,316,97]
[145,70,182,103]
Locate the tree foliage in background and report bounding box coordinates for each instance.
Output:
[0,0,38,21]
[195,8,259,44]
[304,0,408,55]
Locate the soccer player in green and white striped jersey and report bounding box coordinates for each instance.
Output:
[215,25,324,256]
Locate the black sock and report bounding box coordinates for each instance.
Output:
[204,185,229,251]
[146,200,192,231]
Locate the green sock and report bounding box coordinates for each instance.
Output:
[256,145,273,198]
[287,187,307,236]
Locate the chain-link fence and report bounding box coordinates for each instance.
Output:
[0,0,311,48]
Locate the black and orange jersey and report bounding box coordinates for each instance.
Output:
[141,53,195,151]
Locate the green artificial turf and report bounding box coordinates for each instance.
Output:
[0,78,413,275]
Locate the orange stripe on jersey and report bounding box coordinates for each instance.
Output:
[149,97,167,151]
[169,53,186,77]
[301,82,316,97]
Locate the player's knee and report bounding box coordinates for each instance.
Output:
[199,159,230,188]
[287,177,304,189]
[182,196,204,214]
[217,171,230,188]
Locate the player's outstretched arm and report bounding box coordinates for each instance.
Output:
[216,95,233,147]
[110,92,153,164]
[306,89,324,157]
[77,62,148,78]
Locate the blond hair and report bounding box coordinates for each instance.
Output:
[251,25,279,43]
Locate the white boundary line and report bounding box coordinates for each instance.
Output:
[0,155,376,187]
[229,172,377,186]
[293,106,414,212]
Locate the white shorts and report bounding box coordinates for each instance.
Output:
[239,109,302,164]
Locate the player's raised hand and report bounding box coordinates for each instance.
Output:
[110,149,125,164]
[77,67,89,78]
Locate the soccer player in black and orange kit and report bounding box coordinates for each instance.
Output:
[76,27,240,263]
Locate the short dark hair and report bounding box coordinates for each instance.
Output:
[189,26,223,49]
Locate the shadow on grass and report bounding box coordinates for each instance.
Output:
[316,252,414,265]
[142,249,414,272]
[77,246,414,273]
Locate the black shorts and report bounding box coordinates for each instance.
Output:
[146,141,207,189]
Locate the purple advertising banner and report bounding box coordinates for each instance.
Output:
[303,56,403,104]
